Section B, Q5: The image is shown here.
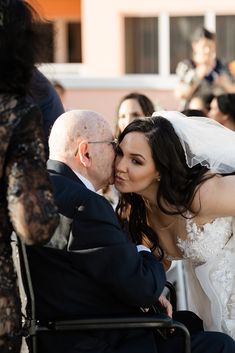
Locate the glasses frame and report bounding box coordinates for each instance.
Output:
[74,139,118,156]
[88,139,117,148]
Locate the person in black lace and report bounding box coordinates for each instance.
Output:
[0,1,59,351]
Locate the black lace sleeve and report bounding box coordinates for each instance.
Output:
[6,99,59,244]
[0,96,59,352]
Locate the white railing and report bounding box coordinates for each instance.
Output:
[37,63,178,90]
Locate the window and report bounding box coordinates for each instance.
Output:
[170,16,203,73]
[35,21,82,63]
[36,22,54,63]
[68,22,82,63]
[216,16,235,65]
[125,17,158,74]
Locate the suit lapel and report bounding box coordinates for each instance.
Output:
[47,159,84,185]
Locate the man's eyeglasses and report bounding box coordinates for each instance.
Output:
[74,139,118,156]
[88,139,118,149]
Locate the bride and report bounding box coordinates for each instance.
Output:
[114,111,235,339]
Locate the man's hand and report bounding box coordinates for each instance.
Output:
[196,62,214,79]
[158,294,173,318]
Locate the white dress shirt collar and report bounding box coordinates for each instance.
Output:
[72,170,96,192]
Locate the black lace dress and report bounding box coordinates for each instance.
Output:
[0,95,59,352]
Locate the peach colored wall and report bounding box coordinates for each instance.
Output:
[82,0,235,76]
[63,88,178,132]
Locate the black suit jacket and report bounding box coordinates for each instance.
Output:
[27,160,166,353]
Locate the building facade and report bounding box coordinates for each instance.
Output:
[29,0,235,125]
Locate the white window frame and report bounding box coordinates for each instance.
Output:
[41,12,219,90]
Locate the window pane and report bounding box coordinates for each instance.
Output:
[216,16,235,65]
[36,22,54,62]
[125,17,158,74]
[68,22,82,63]
[170,16,203,73]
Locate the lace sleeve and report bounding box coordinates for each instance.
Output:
[6,101,59,245]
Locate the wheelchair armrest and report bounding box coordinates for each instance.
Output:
[36,313,173,332]
[34,315,190,353]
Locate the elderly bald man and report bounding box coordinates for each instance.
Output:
[26,110,235,353]
[48,109,115,191]
[26,109,166,353]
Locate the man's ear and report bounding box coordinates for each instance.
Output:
[76,140,91,167]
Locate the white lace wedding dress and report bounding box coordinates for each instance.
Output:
[176,215,235,339]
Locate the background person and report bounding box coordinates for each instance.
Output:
[0,0,59,351]
[208,93,235,131]
[187,93,214,116]
[175,27,235,109]
[116,92,155,136]
[181,108,206,117]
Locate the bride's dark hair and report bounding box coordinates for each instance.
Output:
[116,116,213,256]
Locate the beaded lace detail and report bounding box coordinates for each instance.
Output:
[176,214,235,339]
[177,215,233,265]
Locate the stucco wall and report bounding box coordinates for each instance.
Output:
[63,88,178,132]
[82,0,235,76]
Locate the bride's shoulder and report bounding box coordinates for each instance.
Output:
[191,173,235,218]
[193,173,219,198]
[191,175,222,213]
[197,174,235,196]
